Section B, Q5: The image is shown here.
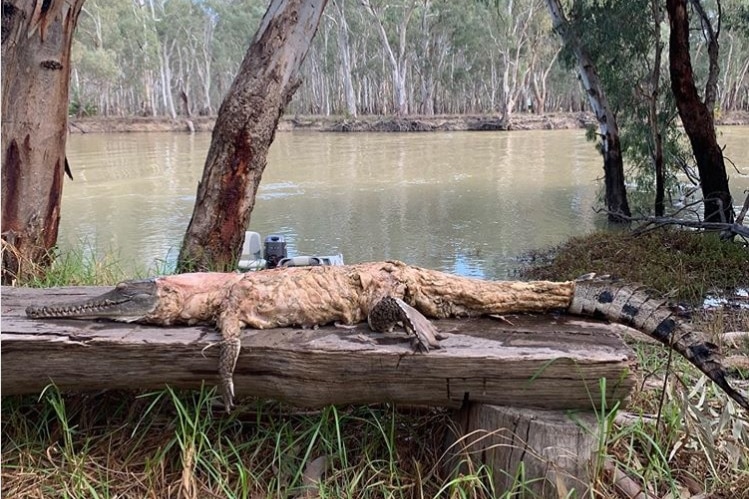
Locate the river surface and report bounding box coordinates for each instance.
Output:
[60,127,749,279]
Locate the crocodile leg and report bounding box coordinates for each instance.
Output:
[216,311,242,412]
[368,297,443,352]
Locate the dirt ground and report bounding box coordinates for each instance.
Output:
[68,110,749,134]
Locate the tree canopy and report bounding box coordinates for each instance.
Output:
[69,0,749,119]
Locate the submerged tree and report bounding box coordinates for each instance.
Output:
[1,0,86,283]
[566,0,684,217]
[666,0,733,223]
[545,0,631,222]
[177,0,329,271]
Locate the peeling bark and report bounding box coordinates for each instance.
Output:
[177,0,328,272]
[1,0,86,284]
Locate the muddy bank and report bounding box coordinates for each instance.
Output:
[283,112,597,132]
[68,116,216,134]
[68,111,749,134]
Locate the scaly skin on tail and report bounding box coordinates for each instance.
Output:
[571,277,749,410]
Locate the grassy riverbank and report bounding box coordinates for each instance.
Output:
[2,229,748,497]
[522,229,749,303]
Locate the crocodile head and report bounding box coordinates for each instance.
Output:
[26,279,159,323]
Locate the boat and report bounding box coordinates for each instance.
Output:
[237,232,344,271]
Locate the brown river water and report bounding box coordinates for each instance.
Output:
[60,127,749,279]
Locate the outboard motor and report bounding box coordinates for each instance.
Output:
[264,235,287,269]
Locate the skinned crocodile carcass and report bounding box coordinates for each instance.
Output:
[26,260,748,411]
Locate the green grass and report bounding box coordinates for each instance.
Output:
[1,388,465,498]
[3,230,749,497]
[3,238,173,287]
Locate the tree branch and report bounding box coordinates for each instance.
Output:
[623,198,749,241]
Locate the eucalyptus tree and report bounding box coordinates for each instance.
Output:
[330,0,357,116]
[2,0,86,283]
[64,0,580,117]
[545,0,631,222]
[210,0,266,97]
[526,15,562,114]
[177,0,329,271]
[359,0,418,115]
[563,0,684,217]
[718,0,749,112]
[70,3,119,115]
[666,0,733,224]
[74,0,162,115]
[160,0,219,115]
[66,0,749,118]
[482,0,548,120]
[300,10,336,114]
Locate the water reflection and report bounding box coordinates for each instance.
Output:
[60,127,749,279]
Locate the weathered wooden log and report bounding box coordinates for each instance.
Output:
[448,404,601,497]
[2,286,635,410]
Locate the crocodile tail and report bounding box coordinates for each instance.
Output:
[570,277,749,410]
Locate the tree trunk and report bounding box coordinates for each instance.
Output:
[1,0,85,284]
[177,0,328,272]
[531,45,561,115]
[332,0,357,117]
[360,0,415,117]
[650,0,665,217]
[198,21,215,116]
[545,0,631,222]
[666,0,733,223]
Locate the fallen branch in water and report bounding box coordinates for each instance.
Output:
[631,216,749,240]
[594,192,749,242]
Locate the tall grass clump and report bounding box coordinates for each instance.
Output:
[4,387,502,498]
[5,240,175,287]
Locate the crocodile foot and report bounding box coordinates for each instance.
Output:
[368,297,443,352]
[219,337,241,412]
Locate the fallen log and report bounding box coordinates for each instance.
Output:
[2,286,635,410]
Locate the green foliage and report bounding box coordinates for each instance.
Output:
[561,0,694,215]
[67,0,749,118]
[17,243,173,288]
[619,113,689,213]
[727,1,749,35]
